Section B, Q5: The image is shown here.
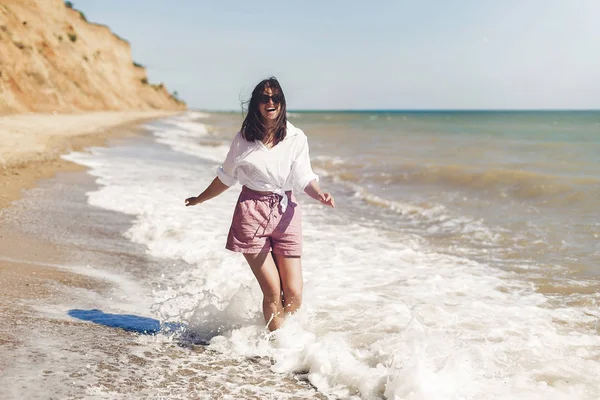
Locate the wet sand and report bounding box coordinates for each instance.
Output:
[1,111,176,310]
[0,112,169,397]
[1,111,175,336]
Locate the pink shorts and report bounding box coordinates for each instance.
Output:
[226,186,302,256]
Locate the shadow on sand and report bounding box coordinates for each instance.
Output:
[68,309,185,335]
[68,309,218,345]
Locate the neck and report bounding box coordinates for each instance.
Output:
[263,118,275,129]
[262,119,274,140]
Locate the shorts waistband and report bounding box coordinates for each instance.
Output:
[241,186,291,200]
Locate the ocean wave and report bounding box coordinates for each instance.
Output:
[347,181,501,243]
[314,155,599,205]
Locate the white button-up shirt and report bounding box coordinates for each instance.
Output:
[216,121,318,212]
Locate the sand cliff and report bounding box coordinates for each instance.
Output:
[0,0,185,114]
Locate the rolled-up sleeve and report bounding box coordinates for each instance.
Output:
[216,133,239,186]
[292,134,319,191]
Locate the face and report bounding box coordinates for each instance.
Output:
[258,87,282,123]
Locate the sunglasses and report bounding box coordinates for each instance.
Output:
[259,94,283,104]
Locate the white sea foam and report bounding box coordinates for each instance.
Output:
[146,114,232,163]
[153,130,229,163]
[156,111,211,136]
[185,110,211,119]
[61,115,600,399]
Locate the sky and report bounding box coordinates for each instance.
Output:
[75,0,600,111]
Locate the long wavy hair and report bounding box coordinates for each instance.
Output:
[241,77,287,145]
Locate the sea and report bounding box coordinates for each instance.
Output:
[3,110,600,399]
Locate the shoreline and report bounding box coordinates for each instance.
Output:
[0,110,181,210]
[0,112,174,396]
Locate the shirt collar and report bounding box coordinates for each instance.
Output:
[251,121,298,149]
[285,121,300,138]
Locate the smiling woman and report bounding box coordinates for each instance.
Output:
[185,77,335,331]
[241,78,288,147]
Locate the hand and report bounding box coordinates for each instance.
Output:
[185,196,201,207]
[318,193,335,208]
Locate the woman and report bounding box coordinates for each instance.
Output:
[185,77,335,331]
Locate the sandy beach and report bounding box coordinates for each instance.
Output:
[0,111,178,339]
[0,112,174,397]
[1,111,178,295]
[0,111,179,209]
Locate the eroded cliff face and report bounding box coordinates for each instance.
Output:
[0,0,185,114]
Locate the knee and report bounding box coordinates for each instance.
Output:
[262,290,282,306]
[283,287,302,309]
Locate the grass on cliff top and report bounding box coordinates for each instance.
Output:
[64,1,126,43]
[64,1,87,21]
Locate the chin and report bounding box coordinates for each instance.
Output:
[263,113,279,120]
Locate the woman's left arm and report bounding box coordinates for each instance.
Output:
[292,132,335,208]
[304,179,335,208]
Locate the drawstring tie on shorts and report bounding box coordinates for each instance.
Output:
[253,192,283,238]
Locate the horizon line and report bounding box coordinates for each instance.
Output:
[193,108,600,113]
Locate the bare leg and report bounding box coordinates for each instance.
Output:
[243,252,285,331]
[273,254,303,315]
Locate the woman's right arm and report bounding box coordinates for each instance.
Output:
[185,177,230,206]
[185,133,240,207]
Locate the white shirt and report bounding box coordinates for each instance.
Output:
[216,121,318,212]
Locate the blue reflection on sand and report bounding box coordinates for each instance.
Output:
[68,309,185,335]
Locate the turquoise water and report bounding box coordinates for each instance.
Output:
[303,111,600,275]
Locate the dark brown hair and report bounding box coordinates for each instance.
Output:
[241,77,287,145]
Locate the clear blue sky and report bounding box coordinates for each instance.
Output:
[75,0,599,110]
